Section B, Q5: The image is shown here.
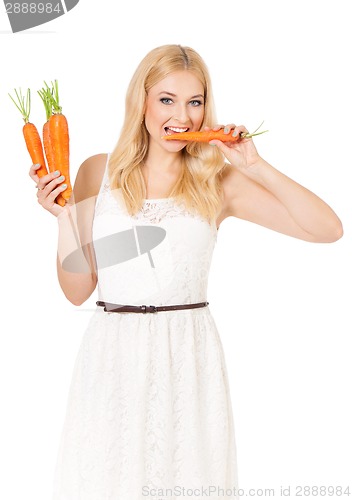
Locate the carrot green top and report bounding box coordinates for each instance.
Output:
[8,88,31,124]
[38,82,54,121]
[49,79,62,114]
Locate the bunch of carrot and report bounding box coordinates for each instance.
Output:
[9,80,72,207]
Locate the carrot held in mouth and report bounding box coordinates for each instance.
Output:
[9,88,48,178]
[162,122,268,142]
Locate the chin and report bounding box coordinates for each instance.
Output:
[159,139,186,153]
[164,143,186,153]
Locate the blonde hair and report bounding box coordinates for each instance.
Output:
[108,44,227,224]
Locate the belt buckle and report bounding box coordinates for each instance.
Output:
[140,305,157,313]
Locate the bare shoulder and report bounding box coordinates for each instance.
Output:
[73,153,108,203]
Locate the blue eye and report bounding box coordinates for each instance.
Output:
[190,100,203,107]
[160,98,173,105]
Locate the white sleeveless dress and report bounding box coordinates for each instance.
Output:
[52,158,239,500]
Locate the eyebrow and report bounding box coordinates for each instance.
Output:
[158,91,204,99]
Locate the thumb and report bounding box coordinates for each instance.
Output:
[209,139,230,155]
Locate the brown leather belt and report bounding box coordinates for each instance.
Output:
[96,300,209,313]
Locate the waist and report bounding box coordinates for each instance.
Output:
[96,301,209,313]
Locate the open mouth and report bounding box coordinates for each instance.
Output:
[164,126,189,136]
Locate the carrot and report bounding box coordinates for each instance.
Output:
[38,84,55,172]
[9,88,48,178]
[38,83,65,207]
[162,122,268,142]
[43,120,55,173]
[47,80,72,205]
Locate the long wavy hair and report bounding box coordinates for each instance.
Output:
[108,44,227,224]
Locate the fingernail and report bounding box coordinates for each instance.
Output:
[34,163,40,167]
[224,127,229,134]
[54,170,60,176]
[58,175,65,181]
[209,141,216,146]
[61,184,67,189]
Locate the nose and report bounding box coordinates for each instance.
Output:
[173,103,190,124]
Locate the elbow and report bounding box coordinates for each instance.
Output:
[327,218,344,242]
[332,221,344,242]
[68,296,88,307]
[59,280,97,307]
[62,291,88,307]
[65,287,96,306]
[317,218,344,243]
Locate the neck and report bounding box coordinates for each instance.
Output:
[143,144,183,175]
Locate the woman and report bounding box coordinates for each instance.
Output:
[30,44,343,500]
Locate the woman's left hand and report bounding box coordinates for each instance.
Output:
[206,123,261,172]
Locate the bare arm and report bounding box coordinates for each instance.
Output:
[56,194,98,305]
[56,154,108,305]
[30,153,107,305]
[212,125,343,242]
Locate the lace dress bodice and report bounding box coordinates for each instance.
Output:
[92,166,218,306]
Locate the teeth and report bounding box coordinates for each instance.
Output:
[167,126,188,133]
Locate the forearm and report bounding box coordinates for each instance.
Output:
[247,157,343,241]
[57,209,97,305]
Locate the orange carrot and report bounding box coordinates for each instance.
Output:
[43,120,55,172]
[162,123,268,142]
[162,129,240,142]
[49,113,71,201]
[47,80,72,205]
[9,88,48,178]
[38,83,65,206]
[38,85,55,171]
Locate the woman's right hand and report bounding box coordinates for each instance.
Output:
[29,164,70,217]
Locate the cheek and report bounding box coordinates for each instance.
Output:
[145,105,170,128]
[191,107,205,126]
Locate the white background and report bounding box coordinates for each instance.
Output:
[1,0,351,498]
